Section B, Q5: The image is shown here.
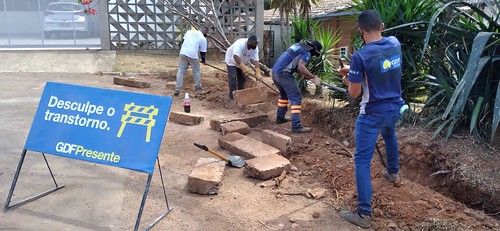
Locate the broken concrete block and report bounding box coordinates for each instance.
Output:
[243,154,291,180]
[209,114,268,132]
[165,81,176,88]
[240,102,268,112]
[187,157,226,195]
[233,86,268,106]
[220,121,250,135]
[113,77,150,88]
[261,130,292,155]
[169,111,204,125]
[218,133,281,159]
[238,114,269,127]
[210,120,223,132]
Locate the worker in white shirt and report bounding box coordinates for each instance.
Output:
[174,27,209,96]
[224,35,262,100]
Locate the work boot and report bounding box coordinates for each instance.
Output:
[174,90,180,96]
[291,126,311,133]
[382,169,398,183]
[195,87,207,94]
[276,117,290,124]
[339,210,371,229]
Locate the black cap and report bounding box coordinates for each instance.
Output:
[300,40,322,56]
[308,40,322,54]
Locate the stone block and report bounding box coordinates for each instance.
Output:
[209,114,268,132]
[220,121,250,135]
[187,157,226,195]
[169,111,204,125]
[243,154,291,180]
[113,77,150,88]
[218,133,280,159]
[261,130,292,155]
[233,86,268,106]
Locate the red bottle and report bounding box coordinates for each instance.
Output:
[184,93,191,113]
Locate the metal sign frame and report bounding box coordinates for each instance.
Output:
[4,82,174,230]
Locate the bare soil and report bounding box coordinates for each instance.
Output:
[112,52,499,230]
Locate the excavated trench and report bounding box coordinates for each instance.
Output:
[303,101,500,220]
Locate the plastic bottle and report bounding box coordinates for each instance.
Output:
[184,92,191,113]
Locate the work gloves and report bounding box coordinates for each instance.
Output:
[238,63,253,75]
[313,76,322,86]
[254,66,263,82]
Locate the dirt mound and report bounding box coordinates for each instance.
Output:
[294,100,500,229]
[143,67,499,230]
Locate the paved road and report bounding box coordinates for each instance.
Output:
[0,51,126,231]
[0,50,115,73]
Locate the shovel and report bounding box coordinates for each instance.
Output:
[321,81,358,106]
[193,143,246,168]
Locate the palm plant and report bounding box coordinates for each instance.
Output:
[418,1,500,143]
[352,0,439,102]
[270,0,298,49]
[297,0,321,38]
[353,0,500,143]
[290,17,341,94]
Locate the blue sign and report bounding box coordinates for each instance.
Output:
[24,82,172,173]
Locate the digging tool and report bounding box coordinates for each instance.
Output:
[320,81,358,106]
[204,62,279,94]
[193,143,246,168]
[203,62,227,74]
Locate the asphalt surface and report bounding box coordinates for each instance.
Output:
[0,51,130,231]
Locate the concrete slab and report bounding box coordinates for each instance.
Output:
[209,114,268,132]
[0,50,116,73]
[187,157,226,195]
[218,133,281,159]
[220,121,250,135]
[233,86,268,106]
[113,77,151,88]
[243,154,291,180]
[261,130,292,155]
[169,111,204,125]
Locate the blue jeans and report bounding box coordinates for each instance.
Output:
[355,111,400,216]
[175,54,202,91]
[272,71,303,129]
[227,65,245,99]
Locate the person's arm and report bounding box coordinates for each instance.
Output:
[251,59,263,81]
[233,54,243,66]
[297,58,321,86]
[199,37,208,64]
[297,59,315,80]
[339,54,363,98]
[344,78,362,98]
[200,52,206,63]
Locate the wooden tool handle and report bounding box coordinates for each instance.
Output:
[207,149,229,161]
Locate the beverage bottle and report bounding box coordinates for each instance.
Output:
[184,93,191,113]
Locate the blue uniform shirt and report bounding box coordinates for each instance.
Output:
[272,43,311,74]
[348,36,405,114]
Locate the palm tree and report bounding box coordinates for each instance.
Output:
[271,0,320,48]
[297,0,320,39]
[271,0,297,49]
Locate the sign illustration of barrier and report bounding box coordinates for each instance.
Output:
[4,82,173,230]
[117,103,159,142]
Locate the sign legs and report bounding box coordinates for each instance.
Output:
[4,149,65,211]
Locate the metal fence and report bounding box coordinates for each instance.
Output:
[0,0,101,49]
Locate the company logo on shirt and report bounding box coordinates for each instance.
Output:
[380,55,401,73]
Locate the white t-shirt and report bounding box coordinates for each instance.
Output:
[180,30,207,59]
[225,38,259,67]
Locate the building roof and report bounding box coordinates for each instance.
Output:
[264,0,353,24]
